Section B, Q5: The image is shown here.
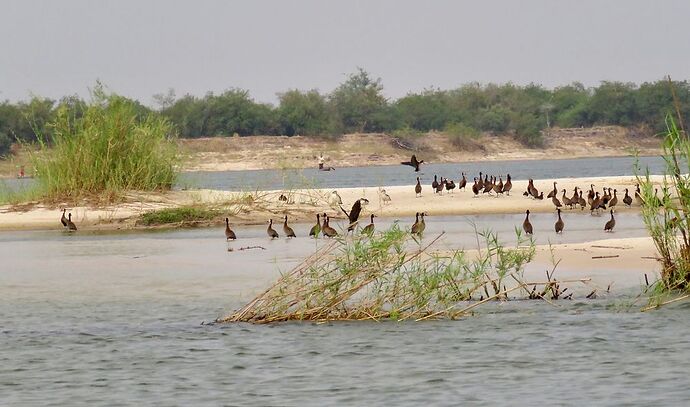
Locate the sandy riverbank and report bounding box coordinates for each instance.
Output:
[0,175,664,231]
[179,127,661,172]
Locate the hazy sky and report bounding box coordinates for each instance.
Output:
[2,0,689,106]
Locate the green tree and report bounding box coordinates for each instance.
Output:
[394,89,451,131]
[329,68,388,132]
[277,89,332,136]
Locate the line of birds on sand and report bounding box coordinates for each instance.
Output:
[226,193,430,241]
[59,209,78,232]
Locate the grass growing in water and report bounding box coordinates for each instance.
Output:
[219,224,590,323]
[636,113,690,307]
[30,86,178,202]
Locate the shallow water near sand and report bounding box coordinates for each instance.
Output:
[3,214,690,405]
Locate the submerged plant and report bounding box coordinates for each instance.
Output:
[218,224,589,324]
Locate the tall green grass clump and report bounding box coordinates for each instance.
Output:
[31,88,178,201]
[636,114,690,303]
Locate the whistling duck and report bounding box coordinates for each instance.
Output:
[561,189,572,209]
[604,210,616,232]
[608,189,618,208]
[401,154,424,172]
[65,213,77,232]
[503,174,513,195]
[555,209,564,234]
[590,192,603,214]
[528,179,539,198]
[477,172,484,190]
[635,184,643,205]
[602,188,611,206]
[322,214,338,237]
[411,212,420,234]
[571,187,579,203]
[587,184,595,204]
[493,177,503,195]
[283,215,296,238]
[535,192,544,200]
[432,175,439,192]
[623,188,632,207]
[340,198,369,231]
[523,210,533,235]
[458,173,467,190]
[482,176,493,194]
[267,219,279,238]
[578,190,586,210]
[552,193,562,208]
[60,209,68,228]
[415,177,422,197]
[309,214,321,238]
[472,178,480,196]
[446,179,456,194]
[547,182,557,199]
[225,218,236,240]
[412,212,427,236]
[362,214,376,235]
[436,178,445,195]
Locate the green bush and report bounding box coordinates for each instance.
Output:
[138,206,218,226]
[31,88,178,200]
[444,122,483,150]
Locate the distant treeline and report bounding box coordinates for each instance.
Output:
[1,69,689,155]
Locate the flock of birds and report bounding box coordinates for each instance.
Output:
[56,154,655,241]
[218,153,655,241]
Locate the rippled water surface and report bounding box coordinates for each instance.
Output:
[3,215,690,405]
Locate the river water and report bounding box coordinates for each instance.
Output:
[2,155,668,194]
[3,214,690,405]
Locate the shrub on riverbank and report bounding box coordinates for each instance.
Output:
[31,88,178,201]
[637,114,690,304]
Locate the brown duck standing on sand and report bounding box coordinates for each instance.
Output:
[604,210,616,232]
[528,179,539,198]
[552,193,562,208]
[547,182,558,199]
[571,187,579,204]
[415,177,422,197]
[578,190,587,210]
[432,175,439,193]
[283,215,296,238]
[590,192,604,214]
[309,214,321,238]
[602,188,611,206]
[411,212,426,236]
[436,178,445,195]
[322,214,338,237]
[225,218,236,240]
[635,184,643,206]
[493,176,504,195]
[477,172,484,190]
[362,214,376,235]
[458,173,467,190]
[472,178,480,196]
[608,189,618,208]
[66,213,77,232]
[503,174,512,195]
[561,189,572,209]
[445,179,456,194]
[401,154,424,172]
[555,209,564,234]
[267,219,279,239]
[523,210,533,235]
[482,175,494,195]
[623,188,633,207]
[535,192,544,200]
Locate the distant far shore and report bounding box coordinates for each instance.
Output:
[180,126,662,172]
